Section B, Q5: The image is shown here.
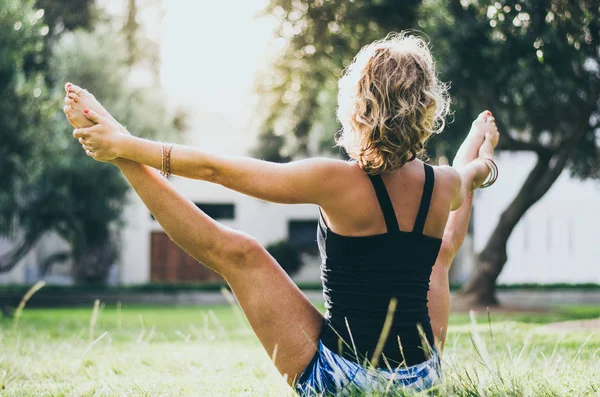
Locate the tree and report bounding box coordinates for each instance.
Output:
[0,0,51,238]
[45,29,178,282]
[421,0,600,305]
[255,0,422,160]
[0,2,179,283]
[259,0,600,305]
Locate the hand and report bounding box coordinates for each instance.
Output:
[72,109,128,162]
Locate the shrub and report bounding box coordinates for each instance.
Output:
[265,240,303,277]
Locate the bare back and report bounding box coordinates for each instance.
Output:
[320,159,459,239]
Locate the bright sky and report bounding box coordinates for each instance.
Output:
[158,0,278,153]
[98,0,279,153]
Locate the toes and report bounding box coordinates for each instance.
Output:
[67,92,79,102]
[68,83,87,97]
[65,82,72,93]
[475,110,492,122]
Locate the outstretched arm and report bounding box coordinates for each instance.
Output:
[63,84,349,206]
[64,89,348,206]
[115,135,349,205]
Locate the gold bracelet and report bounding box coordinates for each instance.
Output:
[165,143,175,178]
[159,142,167,177]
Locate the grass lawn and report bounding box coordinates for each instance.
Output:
[1,301,599,396]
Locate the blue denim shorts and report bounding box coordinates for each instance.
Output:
[295,340,441,396]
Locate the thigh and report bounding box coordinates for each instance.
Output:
[219,244,324,384]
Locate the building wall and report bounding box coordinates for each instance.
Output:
[0,238,28,284]
[472,151,600,284]
[118,174,320,285]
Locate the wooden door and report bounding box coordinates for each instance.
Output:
[150,231,223,283]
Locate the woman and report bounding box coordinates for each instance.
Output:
[63,33,498,395]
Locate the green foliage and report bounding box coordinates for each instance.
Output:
[0,1,178,282]
[258,0,599,170]
[0,0,51,235]
[258,0,600,301]
[34,0,94,36]
[49,30,176,141]
[422,0,600,174]
[255,0,423,159]
[265,240,303,276]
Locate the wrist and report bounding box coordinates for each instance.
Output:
[115,133,135,159]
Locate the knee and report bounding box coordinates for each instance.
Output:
[232,232,266,266]
[211,230,267,271]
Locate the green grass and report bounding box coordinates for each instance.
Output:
[1,303,599,396]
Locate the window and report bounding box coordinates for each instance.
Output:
[151,203,235,220]
[288,220,318,254]
[194,203,235,220]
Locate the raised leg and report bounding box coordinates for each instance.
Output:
[427,193,473,351]
[63,86,323,384]
[427,110,493,351]
[114,159,323,383]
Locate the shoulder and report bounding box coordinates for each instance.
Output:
[432,164,461,195]
[289,157,357,175]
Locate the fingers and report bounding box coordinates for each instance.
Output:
[73,129,87,139]
[72,125,101,139]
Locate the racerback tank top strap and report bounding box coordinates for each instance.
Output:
[366,174,401,233]
[413,163,435,235]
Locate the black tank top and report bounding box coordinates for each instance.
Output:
[317,162,441,367]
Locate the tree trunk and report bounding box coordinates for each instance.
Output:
[459,124,589,306]
[0,234,38,273]
[460,155,550,305]
[72,237,117,284]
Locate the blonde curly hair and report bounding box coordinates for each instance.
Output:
[336,32,450,175]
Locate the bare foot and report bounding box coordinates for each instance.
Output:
[63,83,121,129]
[453,110,496,167]
[478,127,499,159]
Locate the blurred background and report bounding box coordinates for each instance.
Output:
[1,0,599,310]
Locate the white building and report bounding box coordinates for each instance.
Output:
[451,151,600,285]
[2,1,599,286]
